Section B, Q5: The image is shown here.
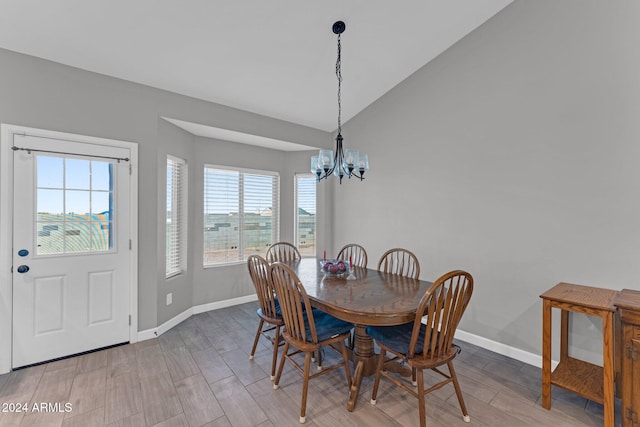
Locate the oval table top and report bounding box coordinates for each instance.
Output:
[282,258,433,326]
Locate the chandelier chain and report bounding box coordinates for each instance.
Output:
[336,33,342,135]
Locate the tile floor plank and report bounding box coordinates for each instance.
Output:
[158,329,186,352]
[177,325,213,352]
[61,406,104,427]
[151,413,189,427]
[104,412,145,427]
[19,410,65,427]
[0,364,45,402]
[66,366,106,417]
[220,347,269,386]
[104,372,143,425]
[190,347,234,385]
[136,342,169,379]
[174,374,224,427]
[139,371,183,426]
[246,377,305,427]
[76,351,108,374]
[202,416,233,427]
[106,344,137,379]
[210,376,268,427]
[29,366,76,407]
[162,346,200,383]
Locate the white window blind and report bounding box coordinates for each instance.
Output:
[166,156,187,277]
[295,174,316,257]
[204,166,279,266]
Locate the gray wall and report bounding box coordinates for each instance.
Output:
[0,47,329,330]
[333,0,640,361]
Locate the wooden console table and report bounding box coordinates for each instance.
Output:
[540,282,618,427]
[615,289,640,426]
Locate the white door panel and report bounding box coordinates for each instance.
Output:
[12,134,131,368]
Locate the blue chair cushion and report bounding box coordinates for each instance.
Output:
[366,322,432,356]
[306,311,353,342]
[257,297,281,318]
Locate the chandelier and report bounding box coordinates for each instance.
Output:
[311,21,369,184]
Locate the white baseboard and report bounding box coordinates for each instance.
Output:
[455,329,558,369]
[193,294,258,314]
[137,328,159,342]
[138,308,191,341]
[137,294,258,342]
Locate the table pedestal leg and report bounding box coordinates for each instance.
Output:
[346,325,412,411]
[347,361,364,412]
[346,325,375,411]
[353,325,377,375]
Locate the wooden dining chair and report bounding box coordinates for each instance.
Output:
[377,248,420,279]
[367,270,474,427]
[270,262,353,424]
[247,255,283,380]
[337,243,368,268]
[267,243,322,365]
[266,241,302,263]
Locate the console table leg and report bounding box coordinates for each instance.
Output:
[560,310,569,361]
[542,299,552,409]
[603,311,614,427]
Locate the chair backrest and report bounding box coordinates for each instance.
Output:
[247,255,279,320]
[409,270,473,360]
[337,243,368,268]
[377,248,420,279]
[266,242,302,263]
[270,262,318,345]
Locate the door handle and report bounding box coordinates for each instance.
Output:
[16,265,29,274]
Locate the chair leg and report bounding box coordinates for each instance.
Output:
[316,348,323,371]
[340,340,352,387]
[370,349,386,405]
[300,351,312,423]
[249,319,264,360]
[416,368,426,427]
[412,367,417,386]
[448,360,470,423]
[273,342,289,390]
[270,325,281,380]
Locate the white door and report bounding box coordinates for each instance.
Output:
[12,134,131,368]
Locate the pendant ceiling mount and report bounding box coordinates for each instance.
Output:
[332,21,345,34]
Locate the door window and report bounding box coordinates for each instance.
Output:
[36,155,114,255]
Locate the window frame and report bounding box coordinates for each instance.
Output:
[166,155,188,278]
[294,173,317,258]
[203,164,280,267]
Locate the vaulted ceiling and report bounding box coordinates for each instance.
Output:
[0,0,512,132]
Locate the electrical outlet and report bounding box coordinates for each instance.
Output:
[166,293,172,305]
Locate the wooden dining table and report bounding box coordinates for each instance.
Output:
[282,258,433,411]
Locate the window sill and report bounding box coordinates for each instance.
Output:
[165,270,184,280]
[203,261,246,269]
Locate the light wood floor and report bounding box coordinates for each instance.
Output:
[0,302,620,427]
